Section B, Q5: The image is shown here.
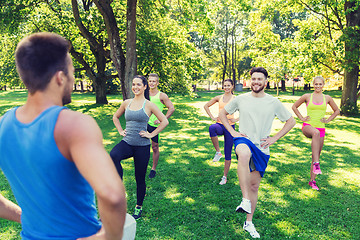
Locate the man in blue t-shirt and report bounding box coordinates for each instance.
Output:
[0,32,128,239]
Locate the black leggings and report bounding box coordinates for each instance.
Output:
[110,141,150,206]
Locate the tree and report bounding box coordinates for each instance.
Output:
[291,0,360,115]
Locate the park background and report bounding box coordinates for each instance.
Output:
[1,0,360,239]
[1,88,360,239]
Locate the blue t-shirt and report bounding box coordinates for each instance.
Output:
[0,106,101,239]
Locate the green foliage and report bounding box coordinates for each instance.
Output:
[0,34,22,88]
[137,0,207,95]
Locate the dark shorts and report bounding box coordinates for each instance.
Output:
[147,124,159,143]
[233,137,270,178]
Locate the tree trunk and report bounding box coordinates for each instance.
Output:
[124,0,137,99]
[266,81,270,89]
[94,76,108,104]
[222,24,228,82]
[93,0,127,99]
[72,0,108,104]
[231,25,236,83]
[340,0,360,115]
[281,79,286,91]
[341,66,359,114]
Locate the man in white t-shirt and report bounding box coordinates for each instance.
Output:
[219,67,295,238]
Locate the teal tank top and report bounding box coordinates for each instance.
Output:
[0,106,101,239]
[307,93,326,128]
[148,91,164,127]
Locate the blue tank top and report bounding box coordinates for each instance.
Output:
[0,106,101,240]
[123,99,151,146]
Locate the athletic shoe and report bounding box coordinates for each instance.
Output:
[132,206,142,220]
[313,162,322,174]
[309,180,319,191]
[219,176,227,185]
[243,222,260,238]
[212,152,222,162]
[235,198,251,214]
[149,170,156,179]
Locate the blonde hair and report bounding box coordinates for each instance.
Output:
[313,76,325,84]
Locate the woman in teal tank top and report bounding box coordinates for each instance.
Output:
[292,76,340,190]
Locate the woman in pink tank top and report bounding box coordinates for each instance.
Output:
[204,79,238,185]
[292,76,340,190]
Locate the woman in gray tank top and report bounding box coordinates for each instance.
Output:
[110,75,168,220]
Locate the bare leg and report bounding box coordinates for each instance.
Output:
[211,136,221,152]
[223,160,231,177]
[302,125,324,181]
[235,144,252,200]
[246,171,262,222]
[151,141,159,171]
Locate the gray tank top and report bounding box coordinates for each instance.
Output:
[123,99,150,146]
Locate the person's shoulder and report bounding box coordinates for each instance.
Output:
[324,94,333,102]
[123,99,132,104]
[146,99,157,108]
[121,99,132,108]
[214,94,222,100]
[263,93,281,103]
[236,92,250,98]
[230,92,248,102]
[57,109,99,134]
[159,92,170,100]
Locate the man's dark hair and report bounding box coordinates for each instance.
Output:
[15,32,71,94]
[250,67,268,79]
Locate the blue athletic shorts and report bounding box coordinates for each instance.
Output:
[233,137,270,177]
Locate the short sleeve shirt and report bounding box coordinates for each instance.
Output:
[224,92,292,155]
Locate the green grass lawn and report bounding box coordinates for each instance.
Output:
[0,89,359,239]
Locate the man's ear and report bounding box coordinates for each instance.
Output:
[55,71,65,86]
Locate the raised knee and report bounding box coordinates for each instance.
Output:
[312,130,320,138]
[236,145,251,160]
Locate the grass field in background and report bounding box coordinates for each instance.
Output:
[0,89,359,239]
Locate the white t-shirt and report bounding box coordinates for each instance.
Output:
[224,92,292,155]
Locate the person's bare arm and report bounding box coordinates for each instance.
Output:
[113,101,128,137]
[160,93,175,119]
[204,96,221,121]
[0,194,21,223]
[140,101,168,139]
[260,116,296,148]
[219,108,247,138]
[57,111,126,240]
[292,94,310,122]
[321,95,340,123]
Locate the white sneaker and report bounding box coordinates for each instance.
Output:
[235,198,251,214]
[243,222,260,238]
[219,176,227,185]
[212,152,222,162]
